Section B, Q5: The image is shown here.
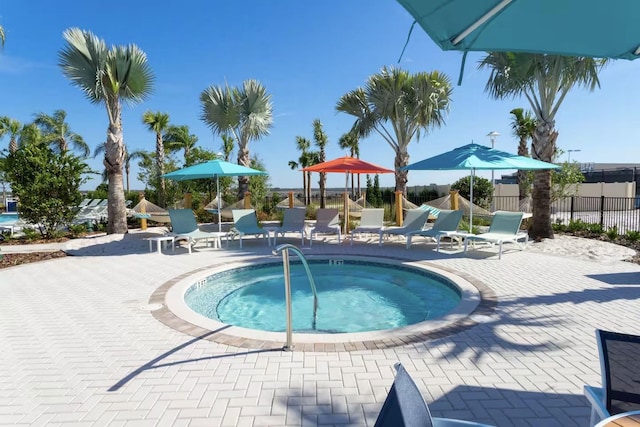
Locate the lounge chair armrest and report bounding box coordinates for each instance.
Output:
[583,385,609,421]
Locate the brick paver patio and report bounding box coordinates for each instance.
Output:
[1,230,639,426]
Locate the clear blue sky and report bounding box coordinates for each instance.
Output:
[1,1,638,192]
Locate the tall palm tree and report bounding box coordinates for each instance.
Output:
[164,125,198,164]
[336,66,452,194]
[59,28,154,234]
[480,53,605,239]
[312,119,328,208]
[142,111,170,207]
[338,131,361,197]
[509,108,537,202]
[0,26,5,48]
[288,136,313,204]
[34,110,89,157]
[0,117,22,153]
[94,142,147,193]
[18,123,43,147]
[200,79,273,199]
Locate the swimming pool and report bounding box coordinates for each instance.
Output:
[0,213,18,223]
[164,256,484,347]
[185,260,460,333]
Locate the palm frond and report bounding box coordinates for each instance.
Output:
[200,85,239,135]
[59,28,108,104]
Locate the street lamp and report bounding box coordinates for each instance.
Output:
[487,131,500,184]
[567,149,581,163]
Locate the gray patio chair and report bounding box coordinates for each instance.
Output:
[584,329,640,426]
[274,208,306,246]
[308,208,341,246]
[375,363,495,427]
[405,209,464,250]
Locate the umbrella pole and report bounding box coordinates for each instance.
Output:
[469,170,474,233]
[217,176,222,233]
[344,171,349,234]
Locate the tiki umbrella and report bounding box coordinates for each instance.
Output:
[164,159,267,232]
[401,143,559,231]
[301,156,394,233]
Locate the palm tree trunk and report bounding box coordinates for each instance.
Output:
[517,137,529,201]
[302,172,306,205]
[529,122,558,239]
[306,172,312,205]
[319,172,326,208]
[156,133,166,208]
[105,122,128,234]
[394,150,409,194]
[237,144,250,200]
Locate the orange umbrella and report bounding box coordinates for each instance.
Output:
[302,157,394,233]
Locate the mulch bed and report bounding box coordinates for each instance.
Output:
[0,251,67,269]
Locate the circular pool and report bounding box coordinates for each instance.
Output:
[163,256,485,348]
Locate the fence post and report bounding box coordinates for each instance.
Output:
[570,196,575,223]
[599,195,605,228]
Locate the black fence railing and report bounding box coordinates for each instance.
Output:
[261,194,640,232]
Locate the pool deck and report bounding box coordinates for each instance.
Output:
[1,228,639,426]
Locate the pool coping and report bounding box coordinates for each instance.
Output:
[149,255,498,352]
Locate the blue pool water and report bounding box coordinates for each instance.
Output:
[0,214,18,223]
[184,260,461,333]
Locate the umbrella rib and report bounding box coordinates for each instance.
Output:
[452,0,513,45]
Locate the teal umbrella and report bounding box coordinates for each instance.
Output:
[401,143,559,230]
[397,0,640,59]
[163,159,267,232]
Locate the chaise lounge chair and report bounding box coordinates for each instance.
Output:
[584,329,640,426]
[273,208,307,246]
[378,208,430,246]
[375,362,496,427]
[350,208,384,246]
[462,211,527,259]
[168,208,221,254]
[230,209,268,248]
[308,208,341,246]
[405,209,464,250]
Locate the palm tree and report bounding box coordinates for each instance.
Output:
[0,25,5,48]
[480,53,605,239]
[94,143,147,193]
[509,108,537,202]
[34,110,90,157]
[0,117,22,153]
[312,119,328,208]
[18,123,43,147]
[336,66,452,194]
[220,134,234,161]
[164,125,198,164]
[142,111,170,207]
[288,136,313,204]
[338,131,361,197]
[59,28,154,234]
[200,79,273,199]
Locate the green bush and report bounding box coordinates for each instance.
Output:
[567,219,587,233]
[625,230,640,242]
[606,225,619,240]
[22,227,40,241]
[586,223,604,234]
[69,223,87,237]
[552,222,567,232]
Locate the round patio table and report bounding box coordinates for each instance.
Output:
[595,410,640,427]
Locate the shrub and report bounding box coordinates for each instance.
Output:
[22,227,40,241]
[606,225,619,241]
[567,219,587,233]
[586,223,604,234]
[69,223,87,238]
[552,222,567,233]
[625,230,640,243]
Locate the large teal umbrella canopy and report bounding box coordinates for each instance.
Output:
[401,143,559,230]
[396,0,640,60]
[163,159,267,232]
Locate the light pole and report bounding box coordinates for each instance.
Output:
[487,131,500,185]
[567,149,581,163]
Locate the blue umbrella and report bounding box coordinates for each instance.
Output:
[164,159,267,232]
[397,0,640,59]
[401,143,559,230]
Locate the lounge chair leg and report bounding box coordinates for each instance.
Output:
[498,241,503,259]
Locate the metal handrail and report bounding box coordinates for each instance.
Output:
[273,244,319,351]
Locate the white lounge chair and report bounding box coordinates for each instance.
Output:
[350,208,384,246]
[230,209,268,248]
[462,211,528,259]
[405,209,464,250]
[378,208,430,246]
[168,208,221,254]
[274,208,306,246]
[308,208,341,246]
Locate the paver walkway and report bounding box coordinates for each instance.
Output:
[1,230,639,426]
